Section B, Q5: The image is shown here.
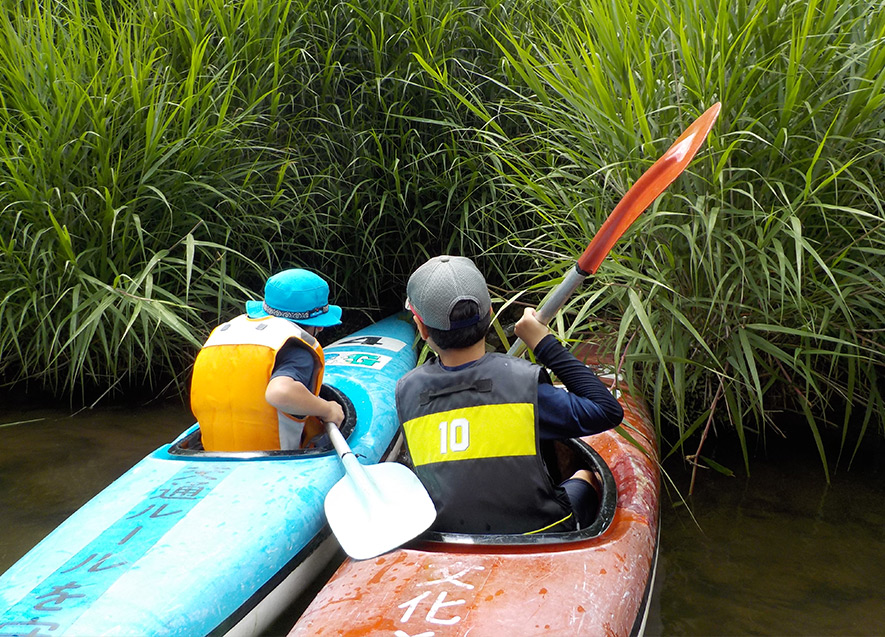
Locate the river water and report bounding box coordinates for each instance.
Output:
[1,403,883,635]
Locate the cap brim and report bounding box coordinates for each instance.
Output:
[245,300,342,327]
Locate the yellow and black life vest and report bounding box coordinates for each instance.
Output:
[396,353,575,534]
[190,314,324,451]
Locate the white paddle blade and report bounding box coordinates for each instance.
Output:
[324,461,437,560]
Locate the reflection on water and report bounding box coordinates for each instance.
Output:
[655,437,885,636]
[1,405,883,635]
[0,404,193,571]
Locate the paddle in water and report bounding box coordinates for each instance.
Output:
[508,102,722,355]
[323,421,436,560]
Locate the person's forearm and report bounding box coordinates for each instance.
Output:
[265,376,336,420]
[533,334,624,425]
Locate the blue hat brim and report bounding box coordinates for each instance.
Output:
[245,300,342,327]
[295,304,342,327]
[245,300,269,319]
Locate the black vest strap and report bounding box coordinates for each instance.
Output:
[418,378,492,405]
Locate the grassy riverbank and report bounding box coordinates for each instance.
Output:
[1,0,883,473]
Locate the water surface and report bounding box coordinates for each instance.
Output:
[1,405,882,635]
[0,404,192,570]
[656,437,884,636]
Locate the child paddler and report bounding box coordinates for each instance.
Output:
[396,255,623,534]
[191,269,344,451]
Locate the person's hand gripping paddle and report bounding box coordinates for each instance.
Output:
[508,102,722,355]
[323,422,436,560]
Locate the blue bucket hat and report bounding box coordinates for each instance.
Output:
[245,269,342,327]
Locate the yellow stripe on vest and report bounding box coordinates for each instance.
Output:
[403,403,536,466]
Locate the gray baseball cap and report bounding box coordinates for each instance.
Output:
[405,255,491,330]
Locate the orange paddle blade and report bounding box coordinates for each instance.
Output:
[577,102,721,275]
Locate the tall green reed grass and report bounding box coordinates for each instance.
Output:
[1,0,883,478]
[0,0,293,398]
[414,0,885,476]
[0,0,517,399]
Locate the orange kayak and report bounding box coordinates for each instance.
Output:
[290,372,660,637]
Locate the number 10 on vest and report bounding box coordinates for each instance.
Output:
[439,419,470,454]
[405,404,537,465]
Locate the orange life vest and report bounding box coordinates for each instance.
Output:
[190,314,324,451]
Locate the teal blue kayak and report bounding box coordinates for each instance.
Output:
[0,313,416,636]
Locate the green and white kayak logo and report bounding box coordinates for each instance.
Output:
[325,352,392,369]
[324,334,408,369]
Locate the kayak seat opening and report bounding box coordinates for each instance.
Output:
[417,438,617,547]
[168,384,356,459]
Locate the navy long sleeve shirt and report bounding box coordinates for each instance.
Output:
[532,334,624,440]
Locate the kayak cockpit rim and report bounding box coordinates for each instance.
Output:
[414,438,617,547]
[165,385,356,460]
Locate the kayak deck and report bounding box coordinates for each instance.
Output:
[290,375,659,637]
